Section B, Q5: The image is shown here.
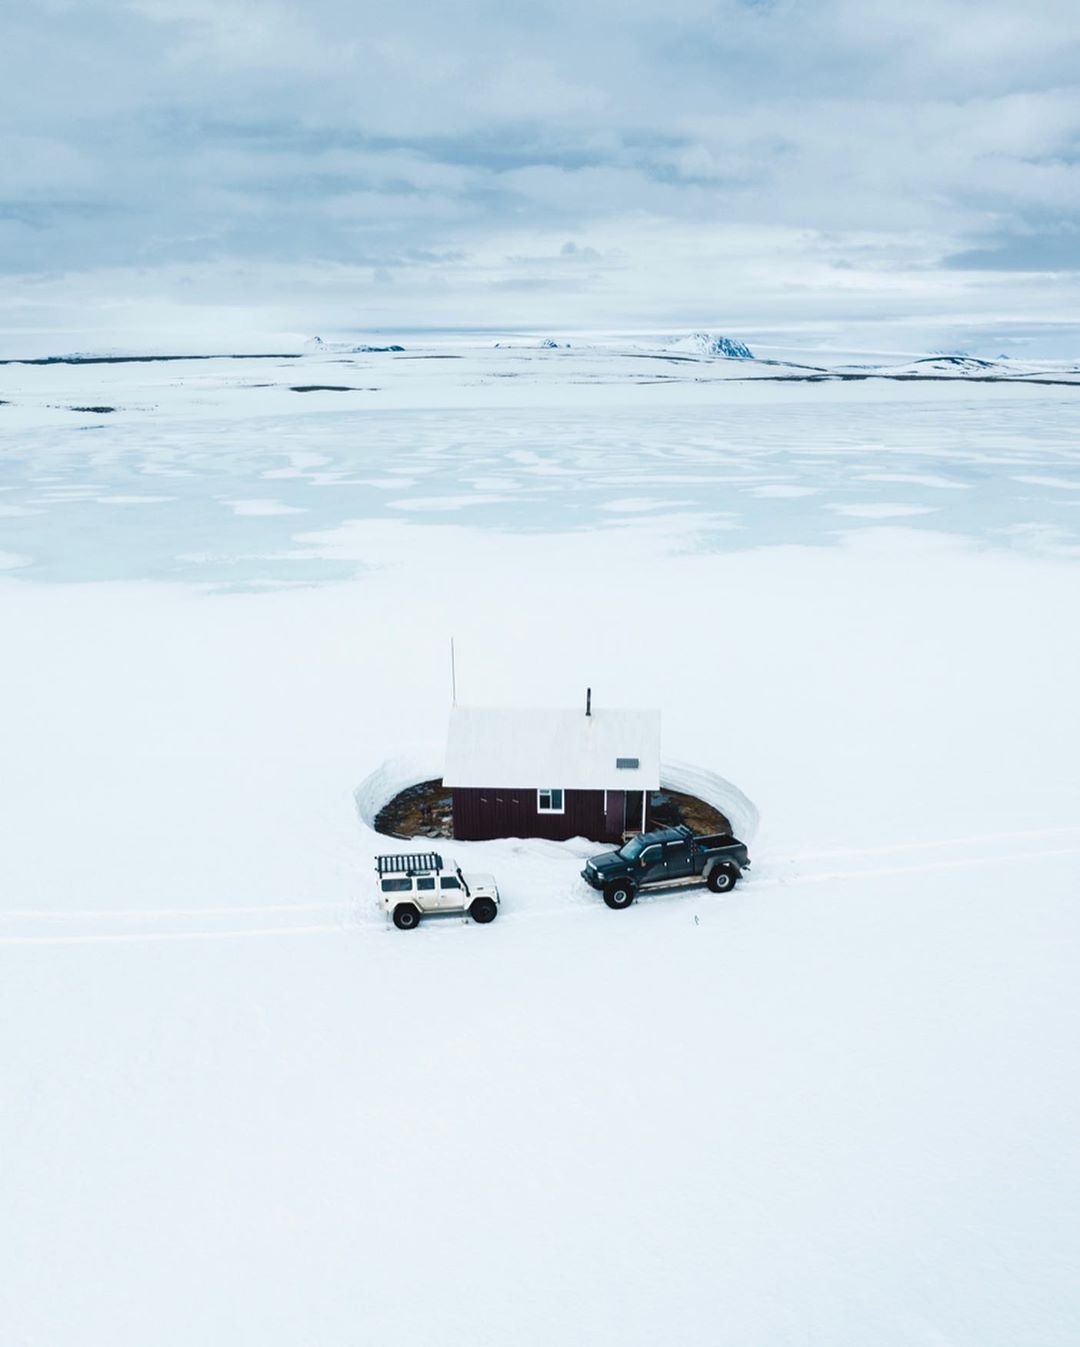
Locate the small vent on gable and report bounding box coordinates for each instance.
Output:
[615,757,640,770]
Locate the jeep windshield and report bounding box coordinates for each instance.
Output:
[616,836,647,861]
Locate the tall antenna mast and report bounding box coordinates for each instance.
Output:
[450,637,458,706]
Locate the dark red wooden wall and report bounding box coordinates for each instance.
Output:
[452,787,624,843]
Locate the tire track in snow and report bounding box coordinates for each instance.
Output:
[3,832,1078,946]
[0,922,353,947]
[0,899,368,947]
[749,845,1080,891]
[783,824,1080,864]
[0,900,351,920]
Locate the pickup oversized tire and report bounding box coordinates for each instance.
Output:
[603,882,636,910]
[707,864,740,893]
[469,896,498,924]
[392,902,422,930]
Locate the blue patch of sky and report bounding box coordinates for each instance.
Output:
[945,227,1080,272]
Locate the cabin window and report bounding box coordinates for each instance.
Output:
[381,877,412,893]
[616,757,639,770]
[537,788,565,813]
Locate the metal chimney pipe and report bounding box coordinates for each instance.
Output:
[586,687,592,717]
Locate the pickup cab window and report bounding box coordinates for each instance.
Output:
[618,836,647,861]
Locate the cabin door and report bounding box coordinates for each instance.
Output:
[623,791,644,834]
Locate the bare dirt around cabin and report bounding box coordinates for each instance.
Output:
[652,789,732,837]
[373,780,731,841]
[375,779,454,840]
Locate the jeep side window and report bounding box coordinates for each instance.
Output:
[417,877,436,891]
[440,876,461,890]
[381,878,412,893]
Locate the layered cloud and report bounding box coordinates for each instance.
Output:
[3,0,1080,351]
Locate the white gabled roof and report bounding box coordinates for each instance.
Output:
[444,706,661,791]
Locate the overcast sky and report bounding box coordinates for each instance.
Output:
[3,0,1080,354]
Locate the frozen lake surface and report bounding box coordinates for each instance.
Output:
[1,346,1078,584]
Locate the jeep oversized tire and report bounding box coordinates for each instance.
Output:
[707,863,740,893]
[392,902,422,930]
[469,896,498,924]
[603,882,636,910]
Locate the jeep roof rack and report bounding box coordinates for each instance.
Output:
[375,852,443,877]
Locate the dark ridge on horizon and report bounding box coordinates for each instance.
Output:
[0,353,301,367]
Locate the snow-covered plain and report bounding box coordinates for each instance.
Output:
[2,342,1079,1345]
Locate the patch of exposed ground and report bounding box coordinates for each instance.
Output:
[375,779,453,839]
[650,789,732,836]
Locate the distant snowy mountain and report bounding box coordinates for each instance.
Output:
[879,354,1009,377]
[923,353,998,371]
[304,336,404,353]
[671,332,755,359]
[493,337,571,349]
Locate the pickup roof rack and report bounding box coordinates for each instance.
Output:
[375,852,443,877]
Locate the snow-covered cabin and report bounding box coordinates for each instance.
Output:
[444,696,661,842]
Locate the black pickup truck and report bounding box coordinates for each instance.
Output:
[581,824,750,909]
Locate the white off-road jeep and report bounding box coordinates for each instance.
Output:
[376,852,500,930]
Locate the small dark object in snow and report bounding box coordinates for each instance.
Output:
[69,405,116,413]
[289,385,368,393]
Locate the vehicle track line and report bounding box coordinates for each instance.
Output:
[0,900,351,921]
[751,845,1080,889]
[0,922,352,947]
[3,842,1078,946]
[784,825,1080,863]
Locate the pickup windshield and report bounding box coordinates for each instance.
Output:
[617,836,648,861]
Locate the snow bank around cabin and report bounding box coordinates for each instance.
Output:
[662,758,760,843]
[353,750,442,832]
